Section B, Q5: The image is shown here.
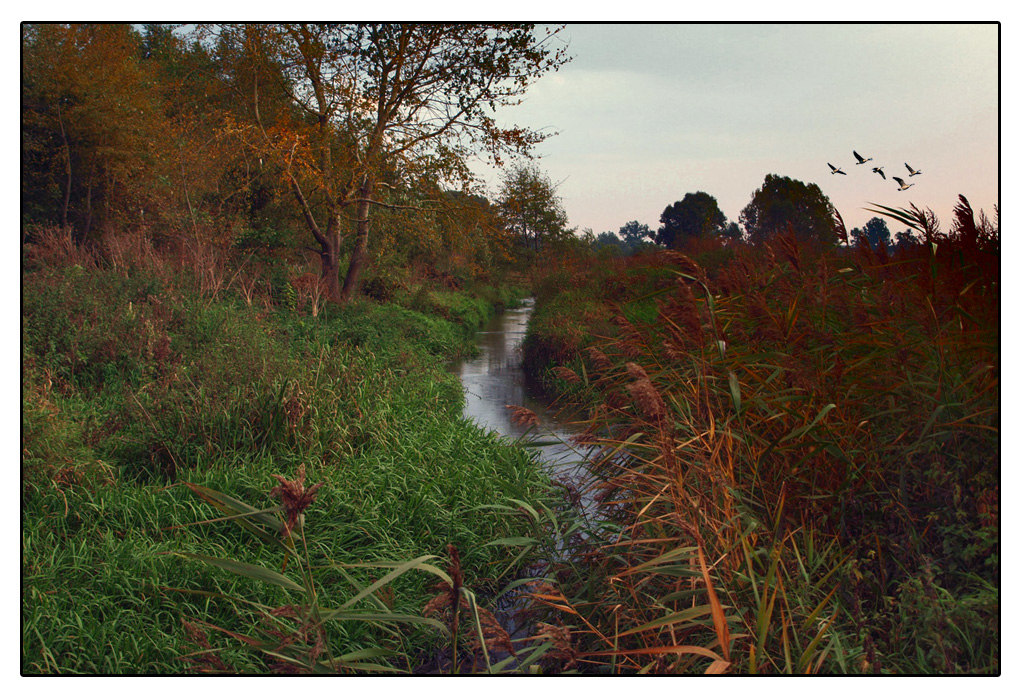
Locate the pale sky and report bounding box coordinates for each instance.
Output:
[477,23,1000,237]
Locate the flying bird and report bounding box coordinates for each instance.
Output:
[905,163,923,176]
[893,176,914,191]
[872,166,886,180]
[853,151,873,165]
[828,163,847,175]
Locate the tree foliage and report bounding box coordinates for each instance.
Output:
[22,24,171,238]
[496,162,571,253]
[655,192,727,248]
[739,174,837,245]
[849,216,892,251]
[21,24,279,245]
[202,23,570,301]
[619,220,654,247]
[590,221,655,257]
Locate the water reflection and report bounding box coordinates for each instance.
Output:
[453,299,596,513]
[453,299,604,646]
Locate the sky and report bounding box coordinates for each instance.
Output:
[475,23,999,238]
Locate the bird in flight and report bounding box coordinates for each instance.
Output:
[828,163,847,175]
[905,163,923,177]
[893,176,914,191]
[853,151,873,165]
[872,166,886,180]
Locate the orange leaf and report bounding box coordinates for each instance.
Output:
[696,540,731,662]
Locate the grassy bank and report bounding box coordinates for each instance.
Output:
[22,232,548,674]
[521,228,998,673]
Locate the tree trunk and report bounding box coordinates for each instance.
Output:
[340,179,373,304]
[83,169,93,241]
[320,211,344,303]
[56,101,72,232]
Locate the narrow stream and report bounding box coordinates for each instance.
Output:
[445,298,615,668]
[453,298,595,512]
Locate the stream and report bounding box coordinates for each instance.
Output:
[444,298,611,668]
[453,298,596,514]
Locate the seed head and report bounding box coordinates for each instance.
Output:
[506,405,540,427]
[269,464,324,537]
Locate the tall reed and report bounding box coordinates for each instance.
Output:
[523,204,998,673]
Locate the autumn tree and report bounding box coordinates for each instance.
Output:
[204,23,569,302]
[135,24,266,242]
[22,24,171,239]
[739,174,837,245]
[496,162,571,254]
[655,192,727,248]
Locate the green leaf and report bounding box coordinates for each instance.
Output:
[333,556,452,586]
[335,647,404,662]
[484,536,540,548]
[615,545,699,577]
[178,553,304,592]
[728,370,742,415]
[324,661,406,674]
[318,610,449,634]
[778,403,836,444]
[338,555,451,610]
[181,481,286,549]
[616,605,713,637]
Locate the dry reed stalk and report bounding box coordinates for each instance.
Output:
[660,282,704,348]
[290,272,326,317]
[234,271,261,306]
[611,315,644,358]
[661,251,705,280]
[282,385,308,429]
[624,362,648,381]
[180,619,233,673]
[772,226,802,274]
[552,366,581,384]
[462,602,517,663]
[586,346,613,372]
[506,405,540,427]
[28,226,98,268]
[533,623,578,669]
[627,379,667,422]
[264,605,327,673]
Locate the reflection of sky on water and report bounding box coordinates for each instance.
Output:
[454,301,607,642]
[453,300,596,508]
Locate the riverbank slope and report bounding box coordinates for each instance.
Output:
[22,235,552,673]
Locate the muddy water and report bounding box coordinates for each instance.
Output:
[453,298,595,511]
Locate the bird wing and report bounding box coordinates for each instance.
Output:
[853,151,862,161]
[893,177,905,185]
[904,163,915,173]
[828,163,836,170]
[878,170,886,179]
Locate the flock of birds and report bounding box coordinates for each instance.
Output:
[828,151,923,191]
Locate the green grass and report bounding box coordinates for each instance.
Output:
[22,256,555,674]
